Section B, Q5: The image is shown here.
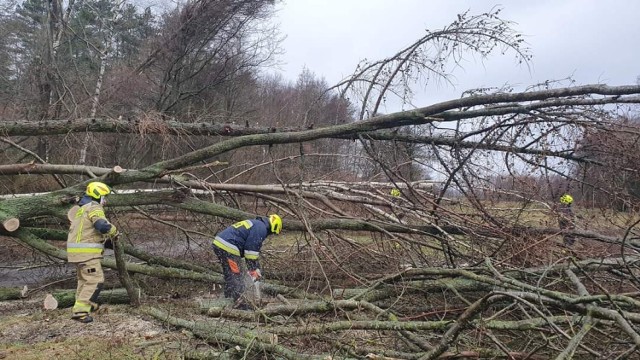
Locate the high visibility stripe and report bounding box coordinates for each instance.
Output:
[88,209,105,219]
[212,237,240,256]
[73,301,92,313]
[75,206,86,243]
[68,243,104,253]
[244,250,259,260]
[75,220,84,243]
[67,248,103,254]
[232,220,253,229]
[68,243,104,248]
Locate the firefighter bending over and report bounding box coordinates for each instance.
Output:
[67,181,118,323]
[212,214,282,309]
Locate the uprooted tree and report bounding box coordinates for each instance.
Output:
[2,2,640,359]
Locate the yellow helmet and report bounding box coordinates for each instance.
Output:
[560,194,573,205]
[390,188,401,197]
[86,182,111,199]
[268,214,282,234]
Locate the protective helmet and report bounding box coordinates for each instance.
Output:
[390,188,401,197]
[86,182,111,199]
[268,214,282,234]
[559,194,573,205]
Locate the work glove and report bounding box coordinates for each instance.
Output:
[103,232,120,249]
[107,225,118,238]
[248,269,262,282]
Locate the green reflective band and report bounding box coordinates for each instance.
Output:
[244,250,259,260]
[88,210,105,218]
[213,237,240,256]
[75,221,84,243]
[73,301,92,313]
[68,248,103,253]
[68,243,104,253]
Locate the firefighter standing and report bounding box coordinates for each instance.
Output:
[558,194,576,246]
[212,214,282,308]
[390,187,405,222]
[67,182,118,323]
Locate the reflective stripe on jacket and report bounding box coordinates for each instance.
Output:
[213,236,241,256]
[212,217,270,263]
[67,198,116,263]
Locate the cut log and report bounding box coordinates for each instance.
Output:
[2,217,19,232]
[43,293,58,310]
[52,288,134,308]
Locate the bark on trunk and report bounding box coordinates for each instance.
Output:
[0,287,23,300]
[113,236,140,307]
[143,306,326,360]
[52,288,132,308]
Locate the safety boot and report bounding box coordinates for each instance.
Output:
[71,313,94,323]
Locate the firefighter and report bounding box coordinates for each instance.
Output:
[67,181,118,323]
[212,214,282,309]
[389,187,405,222]
[558,194,576,246]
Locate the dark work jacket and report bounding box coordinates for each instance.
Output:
[212,217,271,270]
[558,204,576,229]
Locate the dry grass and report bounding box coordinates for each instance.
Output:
[0,303,197,360]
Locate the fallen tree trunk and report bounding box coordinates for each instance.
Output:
[0,287,23,301]
[52,288,133,308]
[23,227,220,275]
[142,306,329,360]
[10,227,318,300]
[113,236,140,307]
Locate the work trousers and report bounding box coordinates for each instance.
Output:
[213,246,245,301]
[72,258,104,316]
[559,221,576,246]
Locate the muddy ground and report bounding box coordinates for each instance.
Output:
[0,289,238,360]
[0,231,230,360]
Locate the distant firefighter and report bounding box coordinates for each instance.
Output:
[557,194,576,246]
[389,188,405,222]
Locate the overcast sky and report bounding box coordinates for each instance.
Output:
[272,0,640,111]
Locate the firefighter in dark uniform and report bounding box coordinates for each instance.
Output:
[212,214,282,308]
[67,181,118,323]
